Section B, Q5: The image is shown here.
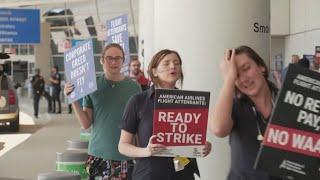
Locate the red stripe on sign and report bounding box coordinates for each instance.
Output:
[263,124,320,158]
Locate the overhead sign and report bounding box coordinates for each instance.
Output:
[153,89,210,158]
[255,64,320,180]
[106,14,130,74]
[0,8,40,44]
[64,39,97,103]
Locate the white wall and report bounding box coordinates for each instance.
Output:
[284,0,320,63]
[138,0,154,71]
[271,37,285,65]
[271,0,289,35]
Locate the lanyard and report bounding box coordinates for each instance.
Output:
[251,97,275,142]
[251,107,266,141]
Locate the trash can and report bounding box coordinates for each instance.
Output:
[79,127,91,141]
[37,171,80,180]
[66,139,88,151]
[56,150,88,180]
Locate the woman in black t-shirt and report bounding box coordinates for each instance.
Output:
[209,46,283,180]
[119,49,211,180]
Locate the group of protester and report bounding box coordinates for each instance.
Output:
[31,66,62,118]
[63,43,302,180]
[272,53,319,88]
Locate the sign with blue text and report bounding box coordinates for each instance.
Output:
[106,14,129,74]
[0,8,40,43]
[64,39,97,103]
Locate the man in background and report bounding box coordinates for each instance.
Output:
[311,53,320,72]
[128,58,150,90]
[280,54,300,83]
[31,68,45,118]
[50,66,62,113]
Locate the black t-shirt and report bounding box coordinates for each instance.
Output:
[31,75,45,93]
[121,86,199,180]
[229,95,283,180]
[51,72,61,88]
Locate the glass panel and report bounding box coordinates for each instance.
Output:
[129,36,138,54]
[29,63,35,74]
[20,45,28,55]
[2,45,10,53]
[52,56,64,72]
[29,45,34,54]
[11,45,19,55]
[51,40,58,54]
[93,38,103,54]
[94,56,103,72]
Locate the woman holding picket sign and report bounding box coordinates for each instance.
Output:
[209,46,284,180]
[118,49,212,180]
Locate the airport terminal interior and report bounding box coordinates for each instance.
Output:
[0,0,319,180]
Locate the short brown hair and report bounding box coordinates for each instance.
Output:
[101,43,125,62]
[129,57,140,66]
[147,49,184,87]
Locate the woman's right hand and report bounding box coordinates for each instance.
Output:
[220,49,237,82]
[64,82,74,96]
[144,135,166,157]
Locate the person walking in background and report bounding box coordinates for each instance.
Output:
[50,66,62,113]
[311,54,320,72]
[64,43,141,179]
[296,58,310,70]
[42,86,52,113]
[119,49,211,180]
[209,46,283,180]
[280,54,299,83]
[68,104,72,114]
[128,58,150,90]
[273,57,310,89]
[31,68,45,118]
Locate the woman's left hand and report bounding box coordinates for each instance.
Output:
[203,141,212,157]
[145,135,166,157]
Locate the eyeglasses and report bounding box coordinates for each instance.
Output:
[104,56,123,62]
